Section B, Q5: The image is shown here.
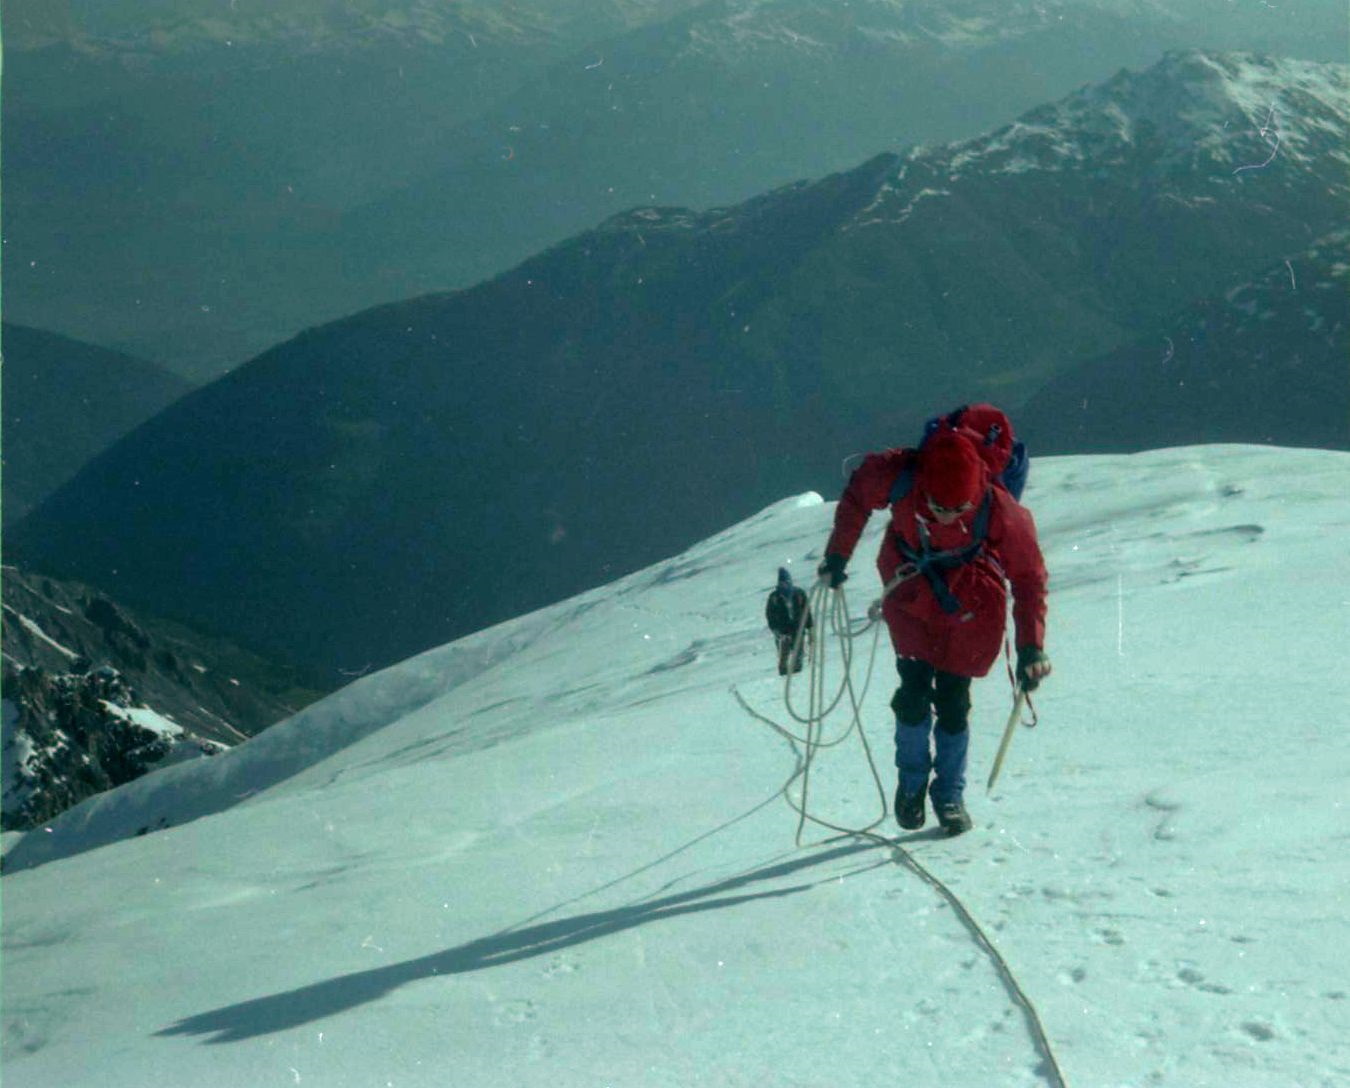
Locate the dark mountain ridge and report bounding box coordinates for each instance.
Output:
[11,51,1348,680]
[1020,230,1350,454]
[0,323,195,525]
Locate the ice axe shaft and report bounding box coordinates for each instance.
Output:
[986,687,1029,792]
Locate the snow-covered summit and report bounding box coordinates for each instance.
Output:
[597,49,1348,242]
[940,49,1350,179]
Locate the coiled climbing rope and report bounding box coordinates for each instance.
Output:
[734,578,1069,1088]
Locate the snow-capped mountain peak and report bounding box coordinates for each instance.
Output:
[940,50,1350,179]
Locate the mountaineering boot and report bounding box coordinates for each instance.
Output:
[933,797,973,835]
[893,715,933,830]
[931,722,972,835]
[894,780,926,830]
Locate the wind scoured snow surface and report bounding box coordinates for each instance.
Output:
[3,446,1349,1087]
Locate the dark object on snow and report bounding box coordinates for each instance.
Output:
[765,568,812,675]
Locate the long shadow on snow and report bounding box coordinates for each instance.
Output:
[158,841,884,1044]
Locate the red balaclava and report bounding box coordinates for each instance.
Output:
[918,431,985,508]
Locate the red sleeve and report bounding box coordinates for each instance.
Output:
[825,450,910,561]
[990,493,1048,650]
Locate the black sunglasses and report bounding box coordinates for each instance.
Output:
[927,495,974,517]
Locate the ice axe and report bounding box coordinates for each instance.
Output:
[986,686,1030,792]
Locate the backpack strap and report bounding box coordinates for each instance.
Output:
[894,490,993,616]
[887,450,921,506]
[888,463,915,505]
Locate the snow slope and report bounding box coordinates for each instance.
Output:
[3,445,1349,1087]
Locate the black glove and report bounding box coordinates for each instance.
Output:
[818,552,848,588]
[1016,645,1051,692]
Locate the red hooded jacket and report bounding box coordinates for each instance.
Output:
[825,448,1048,677]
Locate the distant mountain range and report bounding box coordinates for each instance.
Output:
[3,0,694,55]
[5,0,1345,380]
[0,323,194,525]
[2,0,701,377]
[338,0,1350,317]
[10,51,1348,681]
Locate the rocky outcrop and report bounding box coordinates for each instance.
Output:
[1,565,326,831]
[2,565,324,739]
[1,664,223,832]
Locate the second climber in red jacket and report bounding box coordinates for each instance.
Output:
[818,418,1051,835]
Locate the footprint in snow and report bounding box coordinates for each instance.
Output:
[1238,1020,1277,1042]
[1186,523,1264,543]
[541,953,579,978]
[494,999,539,1026]
[1175,964,1232,994]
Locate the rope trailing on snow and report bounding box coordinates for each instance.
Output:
[734,578,1069,1088]
[879,833,1069,1088]
[768,578,889,845]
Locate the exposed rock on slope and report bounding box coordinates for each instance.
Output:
[2,566,326,830]
[2,665,223,832]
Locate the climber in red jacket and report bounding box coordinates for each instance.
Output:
[817,411,1050,835]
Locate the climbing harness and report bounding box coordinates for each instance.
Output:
[896,489,994,617]
[734,576,1068,1088]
